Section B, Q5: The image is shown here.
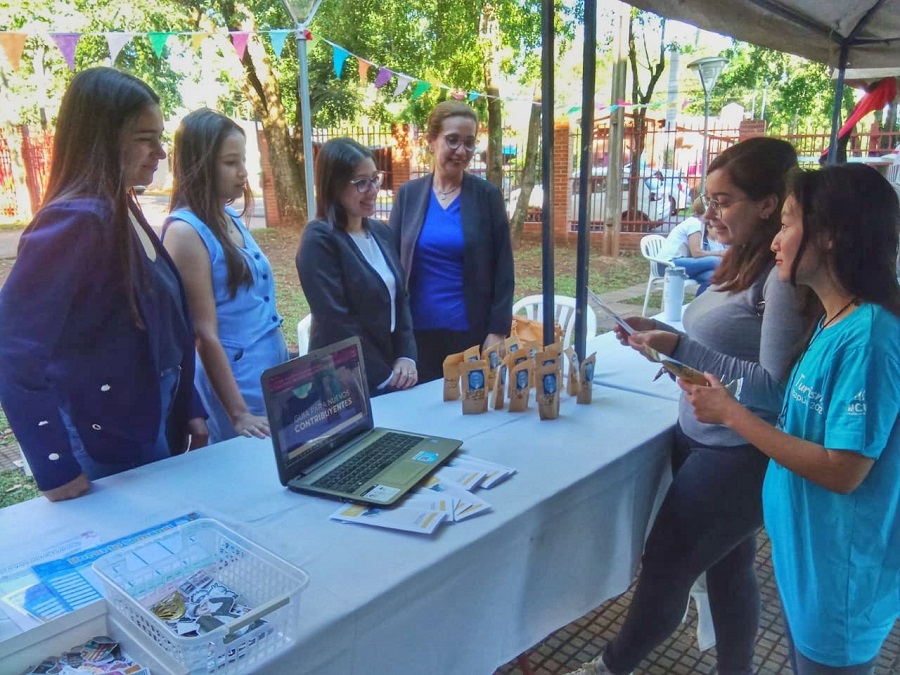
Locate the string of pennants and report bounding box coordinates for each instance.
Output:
[0,28,697,112]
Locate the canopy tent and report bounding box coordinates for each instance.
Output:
[625,1,900,69]
[542,1,900,359]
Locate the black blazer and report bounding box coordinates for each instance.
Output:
[388,172,515,340]
[296,218,416,393]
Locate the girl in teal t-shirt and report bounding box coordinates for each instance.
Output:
[680,163,900,673]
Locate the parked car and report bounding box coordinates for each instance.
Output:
[506,166,689,226]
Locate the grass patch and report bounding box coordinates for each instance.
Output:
[0,222,26,231]
[0,469,40,508]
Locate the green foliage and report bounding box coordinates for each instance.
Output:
[695,42,855,133]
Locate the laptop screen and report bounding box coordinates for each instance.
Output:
[265,341,371,476]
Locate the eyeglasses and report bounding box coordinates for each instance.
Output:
[700,194,748,219]
[442,134,477,152]
[349,171,385,194]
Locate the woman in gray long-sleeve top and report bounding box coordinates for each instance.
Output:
[568,138,814,675]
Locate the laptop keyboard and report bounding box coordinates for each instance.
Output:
[312,432,425,493]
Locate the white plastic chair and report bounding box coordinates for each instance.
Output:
[639,234,699,317]
[886,150,900,186]
[296,314,312,357]
[512,294,597,351]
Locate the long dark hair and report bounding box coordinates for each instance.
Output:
[169,109,253,297]
[314,137,372,230]
[41,67,160,327]
[787,164,900,316]
[708,137,798,292]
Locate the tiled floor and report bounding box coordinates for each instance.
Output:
[497,530,900,674]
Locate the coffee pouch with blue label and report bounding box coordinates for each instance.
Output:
[577,352,596,404]
[461,359,489,414]
[443,352,465,401]
[537,361,560,420]
[508,359,532,412]
[565,346,581,397]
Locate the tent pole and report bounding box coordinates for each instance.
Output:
[541,0,555,346]
[574,0,597,361]
[827,43,850,166]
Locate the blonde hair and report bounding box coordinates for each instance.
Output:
[691,197,705,216]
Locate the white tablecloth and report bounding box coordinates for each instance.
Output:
[0,381,678,675]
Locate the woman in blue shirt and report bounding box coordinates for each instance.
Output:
[0,68,207,501]
[683,164,900,673]
[389,101,514,382]
[164,109,288,444]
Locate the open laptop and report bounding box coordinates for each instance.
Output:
[261,336,461,505]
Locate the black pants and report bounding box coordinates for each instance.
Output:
[604,425,769,675]
[414,328,485,383]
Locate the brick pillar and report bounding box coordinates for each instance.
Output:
[552,120,571,241]
[738,119,766,141]
[391,123,412,191]
[257,129,282,228]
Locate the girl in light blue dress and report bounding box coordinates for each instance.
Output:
[164,109,288,444]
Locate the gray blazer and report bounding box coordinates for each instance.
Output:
[388,172,515,340]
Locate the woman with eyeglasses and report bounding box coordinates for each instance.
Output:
[389,100,514,382]
[568,137,814,675]
[296,137,417,395]
[163,109,288,444]
[681,164,900,674]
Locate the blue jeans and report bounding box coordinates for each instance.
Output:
[63,366,179,480]
[603,425,769,675]
[783,614,877,674]
[672,256,721,294]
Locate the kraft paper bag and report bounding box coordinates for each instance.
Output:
[536,361,560,420]
[508,360,532,412]
[577,352,597,404]
[463,344,481,362]
[443,352,465,401]
[483,342,503,393]
[461,360,489,414]
[491,358,506,410]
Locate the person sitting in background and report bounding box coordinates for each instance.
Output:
[659,197,726,294]
[163,109,288,444]
[0,67,207,502]
[296,137,417,395]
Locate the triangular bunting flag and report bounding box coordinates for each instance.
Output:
[332,46,349,78]
[230,32,249,60]
[269,29,290,58]
[51,33,81,71]
[410,81,430,100]
[191,33,207,51]
[0,33,27,71]
[148,32,174,57]
[308,33,319,48]
[105,32,133,64]
[358,59,371,85]
[374,67,391,89]
[467,92,479,102]
[450,90,466,100]
[393,74,412,96]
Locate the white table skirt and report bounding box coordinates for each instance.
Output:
[0,380,678,675]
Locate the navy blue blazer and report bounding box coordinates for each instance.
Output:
[296,218,416,393]
[388,172,515,340]
[0,198,203,490]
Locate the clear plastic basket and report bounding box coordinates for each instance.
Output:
[92,518,309,674]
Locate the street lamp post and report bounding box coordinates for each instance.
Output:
[280,0,323,222]
[688,56,727,196]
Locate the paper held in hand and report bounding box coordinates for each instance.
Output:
[586,287,634,335]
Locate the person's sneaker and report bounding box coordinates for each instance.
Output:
[564,655,613,675]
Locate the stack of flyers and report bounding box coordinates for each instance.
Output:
[329,455,517,534]
[445,454,516,488]
[329,503,447,534]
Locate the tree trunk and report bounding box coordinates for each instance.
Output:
[481,4,504,190]
[221,4,308,227]
[510,90,542,247]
